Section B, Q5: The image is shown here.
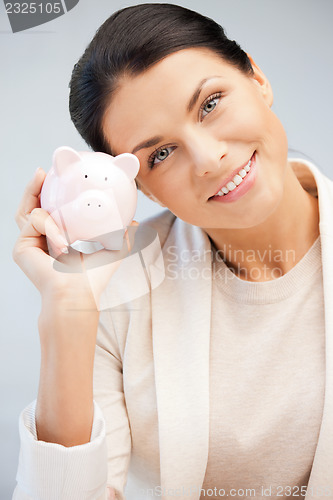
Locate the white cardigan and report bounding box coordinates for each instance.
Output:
[13,159,333,500]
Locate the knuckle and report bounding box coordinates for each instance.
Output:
[44,216,59,236]
[15,213,27,231]
[30,207,40,217]
[12,246,17,263]
[12,242,22,264]
[30,208,45,227]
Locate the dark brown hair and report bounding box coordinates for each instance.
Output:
[69,3,253,154]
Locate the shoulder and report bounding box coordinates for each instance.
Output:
[289,157,333,198]
[135,209,210,260]
[136,209,177,248]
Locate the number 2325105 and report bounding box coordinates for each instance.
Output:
[5,3,62,14]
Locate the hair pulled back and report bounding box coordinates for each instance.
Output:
[69,3,253,154]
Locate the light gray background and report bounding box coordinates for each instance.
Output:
[1,0,332,497]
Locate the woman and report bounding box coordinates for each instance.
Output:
[12,3,333,500]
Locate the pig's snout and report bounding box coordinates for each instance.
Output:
[75,190,113,220]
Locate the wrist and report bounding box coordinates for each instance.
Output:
[38,291,100,346]
[40,279,99,313]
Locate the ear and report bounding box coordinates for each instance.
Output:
[247,54,273,107]
[53,146,82,175]
[112,153,140,180]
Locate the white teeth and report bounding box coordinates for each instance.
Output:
[244,165,250,173]
[233,174,243,186]
[213,157,253,197]
[226,181,237,191]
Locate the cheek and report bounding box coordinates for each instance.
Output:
[147,165,188,199]
[260,111,289,171]
[213,98,267,142]
[136,171,182,209]
[252,98,288,154]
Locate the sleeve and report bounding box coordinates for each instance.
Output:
[92,309,132,499]
[12,399,108,500]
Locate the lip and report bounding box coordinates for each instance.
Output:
[208,152,257,204]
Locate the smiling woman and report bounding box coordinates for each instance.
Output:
[12,3,333,500]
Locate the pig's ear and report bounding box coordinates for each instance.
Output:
[112,153,140,180]
[53,147,82,175]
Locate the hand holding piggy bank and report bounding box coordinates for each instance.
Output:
[40,146,140,251]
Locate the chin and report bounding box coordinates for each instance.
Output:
[225,192,283,229]
[245,192,284,228]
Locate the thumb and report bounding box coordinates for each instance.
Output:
[107,486,116,500]
[124,220,139,252]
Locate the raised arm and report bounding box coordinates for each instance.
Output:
[12,167,136,499]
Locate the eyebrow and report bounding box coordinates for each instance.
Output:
[131,76,221,155]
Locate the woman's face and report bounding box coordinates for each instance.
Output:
[102,47,289,229]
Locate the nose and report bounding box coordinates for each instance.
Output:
[186,128,228,177]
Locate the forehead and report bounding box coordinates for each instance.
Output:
[102,47,242,154]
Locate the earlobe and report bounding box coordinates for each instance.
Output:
[247,54,274,107]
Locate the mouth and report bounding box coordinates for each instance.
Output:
[208,152,257,203]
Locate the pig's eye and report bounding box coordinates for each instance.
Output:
[105,177,108,181]
[85,174,88,178]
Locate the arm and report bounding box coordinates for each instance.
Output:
[12,168,135,499]
[12,292,108,500]
[35,294,99,447]
[13,306,131,500]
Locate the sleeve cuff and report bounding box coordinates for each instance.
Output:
[15,400,108,500]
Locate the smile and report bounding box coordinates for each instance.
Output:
[209,152,257,204]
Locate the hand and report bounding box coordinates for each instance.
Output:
[107,487,116,500]
[13,167,138,310]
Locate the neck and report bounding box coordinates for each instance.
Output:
[206,162,320,282]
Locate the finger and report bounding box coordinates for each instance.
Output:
[124,220,139,252]
[12,241,51,292]
[15,168,47,230]
[13,225,81,291]
[28,208,68,251]
[24,168,46,214]
[81,225,138,272]
[107,487,116,500]
[71,222,140,310]
[15,215,65,264]
[44,234,67,260]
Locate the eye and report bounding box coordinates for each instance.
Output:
[200,92,222,120]
[147,145,175,169]
[105,177,108,181]
[85,174,88,178]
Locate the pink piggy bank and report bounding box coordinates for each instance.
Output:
[40,146,140,251]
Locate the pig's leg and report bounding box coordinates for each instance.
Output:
[98,228,126,251]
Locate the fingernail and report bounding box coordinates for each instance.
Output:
[107,487,115,500]
[58,235,68,247]
[61,247,69,254]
